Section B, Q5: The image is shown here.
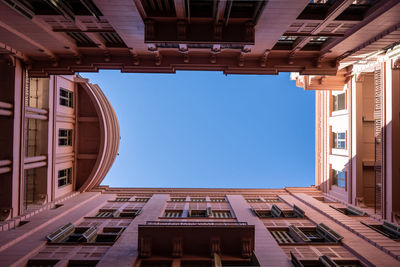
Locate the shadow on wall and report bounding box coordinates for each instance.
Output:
[319,120,400,223]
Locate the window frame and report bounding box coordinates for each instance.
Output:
[163,210,183,218]
[333,132,346,149]
[212,210,232,218]
[332,169,346,188]
[59,87,73,108]
[333,92,346,112]
[58,129,73,146]
[58,167,72,188]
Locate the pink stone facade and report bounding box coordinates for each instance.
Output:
[294,47,400,225]
[0,188,399,266]
[1,0,400,266]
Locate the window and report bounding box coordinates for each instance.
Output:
[59,87,73,108]
[264,198,280,203]
[134,198,150,202]
[210,198,226,202]
[332,170,346,188]
[120,209,141,218]
[278,36,297,43]
[212,211,232,218]
[270,224,343,244]
[46,223,97,243]
[170,198,185,202]
[163,210,183,218]
[58,129,73,146]
[333,92,346,111]
[291,253,361,267]
[361,221,400,240]
[253,210,272,218]
[96,227,125,243]
[246,198,261,203]
[190,198,206,202]
[270,229,296,244]
[115,197,130,202]
[255,205,304,218]
[330,205,365,216]
[95,210,119,218]
[58,168,72,187]
[333,132,346,149]
[189,210,208,218]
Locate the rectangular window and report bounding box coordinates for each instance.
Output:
[60,87,73,108]
[58,129,73,146]
[246,198,261,203]
[333,92,346,111]
[189,210,207,217]
[115,197,130,202]
[333,132,346,149]
[210,198,226,202]
[190,198,206,202]
[212,211,232,218]
[170,198,185,202]
[96,209,120,218]
[270,230,296,244]
[332,170,346,188]
[95,211,114,218]
[58,168,72,187]
[361,221,400,240]
[163,210,183,218]
[253,210,272,218]
[134,198,150,202]
[264,198,280,203]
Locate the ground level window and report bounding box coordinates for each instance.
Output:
[58,168,72,187]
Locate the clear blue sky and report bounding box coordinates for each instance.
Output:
[82,71,315,188]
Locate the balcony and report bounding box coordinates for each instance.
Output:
[138,221,254,258]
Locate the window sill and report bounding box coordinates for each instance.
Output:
[331,109,347,117]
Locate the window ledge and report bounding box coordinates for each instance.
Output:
[331,109,347,117]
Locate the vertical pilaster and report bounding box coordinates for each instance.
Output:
[387,60,400,221]
[13,59,24,216]
[227,195,291,267]
[97,194,169,267]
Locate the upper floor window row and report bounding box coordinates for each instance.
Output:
[60,88,73,108]
[333,92,346,111]
[168,197,227,202]
[59,129,73,146]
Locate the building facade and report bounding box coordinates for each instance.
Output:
[0,57,119,221]
[0,187,400,266]
[0,0,399,76]
[293,43,400,225]
[1,0,400,266]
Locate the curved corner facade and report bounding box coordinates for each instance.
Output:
[75,79,120,192]
[0,57,119,221]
